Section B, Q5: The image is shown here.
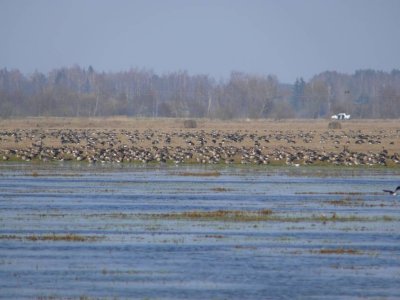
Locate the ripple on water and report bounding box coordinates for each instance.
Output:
[1,163,400,299]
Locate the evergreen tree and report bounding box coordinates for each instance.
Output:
[291,77,306,110]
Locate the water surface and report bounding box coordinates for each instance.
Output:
[1,163,399,299]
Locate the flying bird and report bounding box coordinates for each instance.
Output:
[383,186,400,195]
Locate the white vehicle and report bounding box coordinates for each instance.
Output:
[331,113,350,120]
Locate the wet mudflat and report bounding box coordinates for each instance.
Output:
[0,163,399,299]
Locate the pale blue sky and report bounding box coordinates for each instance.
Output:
[1,0,399,83]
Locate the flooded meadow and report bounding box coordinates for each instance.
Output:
[0,163,400,299]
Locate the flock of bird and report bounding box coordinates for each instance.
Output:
[0,128,399,168]
[0,127,399,195]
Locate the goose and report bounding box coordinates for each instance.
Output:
[383,186,400,195]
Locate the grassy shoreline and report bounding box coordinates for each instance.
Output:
[0,160,399,169]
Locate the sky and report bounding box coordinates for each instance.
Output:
[1,0,399,83]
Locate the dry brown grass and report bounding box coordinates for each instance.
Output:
[318,248,360,255]
[152,209,274,222]
[146,210,397,223]
[0,116,188,130]
[211,187,231,192]
[25,234,100,242]
[0,116,398,131]
[328,121,342,129]
[0,233,101,242]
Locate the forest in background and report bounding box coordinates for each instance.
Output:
[0,66,399,119]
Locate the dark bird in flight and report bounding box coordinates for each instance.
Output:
[383,186,400,195]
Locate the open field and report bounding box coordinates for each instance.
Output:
[1,116,400,132]
[0,117,399,166]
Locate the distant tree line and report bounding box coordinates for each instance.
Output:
[0,66,399,119]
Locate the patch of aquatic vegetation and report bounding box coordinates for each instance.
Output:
[176,171,221,177]
[24,172,83,177]
[312,248,362,255]
[296,192,381,195]
[148,209,273,222]
[0,234,103,242]
[211,187,232,192]
[235,245,258,250]
[81,210,399,223]
[37,296,99,300]
[84,212,136,219]
[204,234,225,239]
[327,198,389,207]
[142,210,398,223]
[101,268,141,275]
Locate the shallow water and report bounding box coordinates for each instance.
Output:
[1,163,400,299]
